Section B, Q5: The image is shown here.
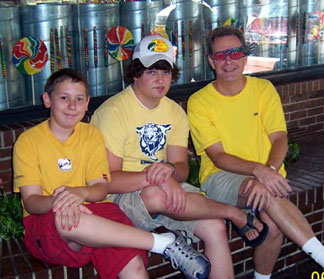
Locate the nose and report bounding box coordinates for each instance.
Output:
[156,72,163,83]
[68,99,76,109]
[224,54,231,63]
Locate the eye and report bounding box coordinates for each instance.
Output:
[229,51,245,60]
[163,70,171,75]
[147,70,156,75]
[76,97,85,102]
[60,96,68,101]
[213,52,226,61]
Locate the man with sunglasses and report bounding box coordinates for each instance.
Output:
[187,25,324,279]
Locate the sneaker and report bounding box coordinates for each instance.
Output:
[163,230,211,279]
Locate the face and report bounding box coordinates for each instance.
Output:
[43,79,89,133]
[133,68,172,108]
[208,35,247,82]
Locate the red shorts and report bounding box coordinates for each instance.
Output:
[23,203,148,279]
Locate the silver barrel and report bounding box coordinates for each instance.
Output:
[298,0,323,67]
[148,0,165,35]
[0,6,25,110]
[167,0,203,84]
[72,3,120,96]
[120,1,147,45]
[20,3,72,105]
[203,0,239,79]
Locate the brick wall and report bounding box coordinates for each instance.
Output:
[0,77,324,278]
[277,78,324,138]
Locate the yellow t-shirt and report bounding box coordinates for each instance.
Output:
[91,86,189,172]
[13,120,110,217]
[187,76,287,185]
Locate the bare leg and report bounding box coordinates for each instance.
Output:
[194,219,234,279]
[142,185,263,241]
[253,211,283,275]
[58,212,154,250]
[264,197,314,246]
[119,255,149,279]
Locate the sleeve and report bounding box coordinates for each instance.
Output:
[91,105,127,158]
[168,105,189,147]
[86,126,111,183]
[187,94,221,155]
[260,82,287,135]
[13,133,41,192]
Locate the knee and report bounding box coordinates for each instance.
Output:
[195,219,227,241]
[141,186,167,212]
[120,255,147,277]
[265,218,283,241]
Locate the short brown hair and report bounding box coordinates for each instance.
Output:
[124,59,180,84]
[207,26,246,55]
[44,68,89,96]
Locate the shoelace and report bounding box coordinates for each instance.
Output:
[164,236,198,270]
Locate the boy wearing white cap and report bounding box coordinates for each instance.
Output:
[91,35,268,279]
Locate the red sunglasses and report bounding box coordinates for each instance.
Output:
[210,46,247,61]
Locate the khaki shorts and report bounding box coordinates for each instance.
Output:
[202,171,248,206]
[109,183,201,242]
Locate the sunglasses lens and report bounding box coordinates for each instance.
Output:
[214,52,227,61]
[229,51,245,60]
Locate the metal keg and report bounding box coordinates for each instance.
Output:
[0,6,25,110]
[120,1,147,45]
[203,0,239,79]
[20,3,72,105]
[72,3,120,96]
[298,0,323,67]
[166,0,204,84]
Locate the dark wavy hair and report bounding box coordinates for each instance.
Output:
[207,25,246,55]
[124,59,180,84]
[44,68,89,96]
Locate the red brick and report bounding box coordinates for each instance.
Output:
[232,248,253,262]
[295,82,302,95]
[308,107,324,116]
[0,169,12,182]
[280,242,299,257]
[299,116,316,126]
[286,250,307,266]
[290,110,307,120]
[275,85,284,96]
[2,180,12,193]
[286,120,299,129]
[299,191,306,207]
[233,262,244,275]
[301,81,308,94]
[0,158,11,170]
[311,222,323,234]
[289,193,298,206]
[299,99,318,110]
[307,189,315,204]
[307,123,324,132]
[317,114,324,122]
[283,103,299,113]
[14,127,26,141]
[0,146,12,158]
[229,239,244,251]
[320,79,324,90]
[1,130,14,147]
[306,211,324,224]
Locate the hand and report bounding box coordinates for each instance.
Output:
[159,178,186,214]
[253,164,292,198]
[52,186,87,213]
[244,179,272,212]
[143,162,174,185]
[55,204,93,231]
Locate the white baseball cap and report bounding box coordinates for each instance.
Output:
[132,35,174,68]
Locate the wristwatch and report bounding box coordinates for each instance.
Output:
[268,164,276,171]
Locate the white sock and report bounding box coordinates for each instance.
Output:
[254,271,271,279]
[150,232,175,254]
[302,236,324,267]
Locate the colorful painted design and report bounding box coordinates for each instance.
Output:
[93,26,98,68]
[0,40,7,78]
[50,28,55,73]
[12,36,48,75]
[107,26,134,61]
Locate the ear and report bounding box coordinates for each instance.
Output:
[243,56,248,67]
[42,92,51,108]
[208,55,216,70]
[85,96,90,110]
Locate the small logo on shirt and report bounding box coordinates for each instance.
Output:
[58,159,72,171]
[254,112,259,116]
[103,174,108,180]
